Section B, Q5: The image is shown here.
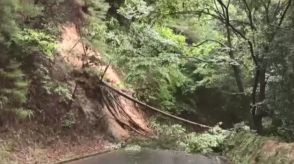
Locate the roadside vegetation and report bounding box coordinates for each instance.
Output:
[0,0,294,163]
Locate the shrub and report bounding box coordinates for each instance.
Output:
[0,60,33,120]
[13,28,58,57]
[132,120,230,153]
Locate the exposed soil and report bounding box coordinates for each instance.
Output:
[0,123,113,164]
[57,22,151,140]
[58,23,122,85]
[0,16,151,164]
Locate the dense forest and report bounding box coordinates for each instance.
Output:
[0,0,294,163]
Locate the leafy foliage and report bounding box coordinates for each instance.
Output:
[0,0,293,148]
[103,0,294,136]
[0,0,42,120]
[132,120,229,153]
[0,61,33,120]
[62,111,76,129]
[0,0,42,42]
[106,22,189,112]
[118,0,154,20]
[13,28,58,57]
[181,128,229,153]
[105,0,247,116]
[42,80,72,103]
[266,14,294,138]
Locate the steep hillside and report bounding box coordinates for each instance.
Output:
[57,22,151,140]
[0,1,152,163]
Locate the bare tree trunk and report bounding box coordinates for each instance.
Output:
[251,63,267,133]
[251,68,260,132]
[231,59,245,93]
[259,68,266,102]
[257,66,266,132]
[225,7,244,93]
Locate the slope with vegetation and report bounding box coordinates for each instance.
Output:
[0,0,294,163]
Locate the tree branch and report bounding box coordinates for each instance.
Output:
[164,10,223,21]
[278,0,292,27]
[192,39,227,48]
[248,40,258,66]
[216,0,227,9]
[227,0,232,8]
[263,0,271,24]
[273,0,282,18]
[160,4,258,65]
[100,81,212,129]
[165,9,248,41]
[100,64,110,81]
[242,0,256,30]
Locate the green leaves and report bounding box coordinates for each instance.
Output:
[0,0,40,120]
[106,22,189,112]
[106,0,234,113]
[0,0,42,42]
[13,28,58,57]
[156,26,186,46]
[85,0,109,19]
[118,0,154,20]
[42,80,72,103]
[134,120,229,153]
[0,60,32,120]
[182,128,228,153]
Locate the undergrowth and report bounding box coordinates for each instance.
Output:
[128,119,230,154]
[13,28,58,57]
[0,60,33,120]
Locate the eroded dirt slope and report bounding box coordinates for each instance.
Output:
[57,23,151,140]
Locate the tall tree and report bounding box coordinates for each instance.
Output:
[149,0,293,132]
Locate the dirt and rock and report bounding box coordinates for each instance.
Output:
[0,10,151,163]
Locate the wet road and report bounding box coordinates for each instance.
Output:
[67,149,229,164]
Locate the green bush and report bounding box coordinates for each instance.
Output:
[180,127,228,153]
[132,120,229,153]
[106,23,189,113]
[42,79,72,103]
[13,28,58,57]
[0,61,33,120]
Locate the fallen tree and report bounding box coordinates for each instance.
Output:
[99,80,212,130]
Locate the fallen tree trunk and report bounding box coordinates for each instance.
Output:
[73,71,153,140]
[99,80,212,129]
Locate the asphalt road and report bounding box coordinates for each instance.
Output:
[67,149,229,164]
